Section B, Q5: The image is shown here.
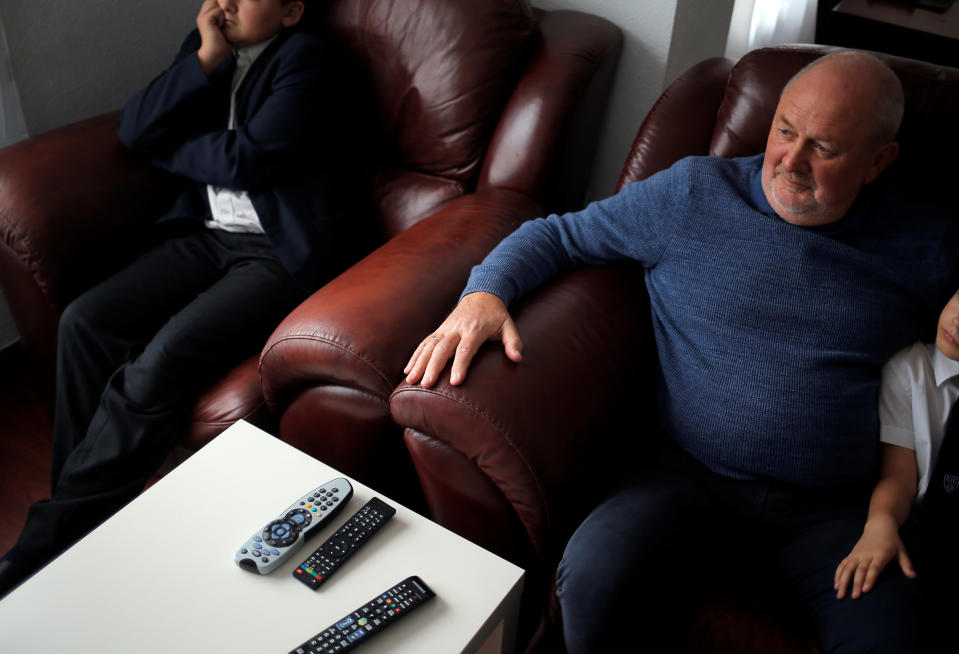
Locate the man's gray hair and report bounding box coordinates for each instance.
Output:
[783,51,905,144]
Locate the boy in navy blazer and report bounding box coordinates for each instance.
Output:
[0,0,356,597]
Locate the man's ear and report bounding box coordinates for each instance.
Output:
[864,141,900,184]
[282,1,305,27]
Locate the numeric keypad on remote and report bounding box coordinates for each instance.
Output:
[293,497,396,589]
[288,576,435,653]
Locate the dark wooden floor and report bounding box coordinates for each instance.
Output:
[0,345,53,556]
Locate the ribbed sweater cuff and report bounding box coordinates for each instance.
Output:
[460,267,520,307]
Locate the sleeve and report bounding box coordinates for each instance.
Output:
[879,348,918,451]
[145,34,329,191]
[117,30,214,153]
[462,158,694,306]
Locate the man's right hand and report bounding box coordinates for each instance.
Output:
[404,291,523,388]
[196,0,231,77]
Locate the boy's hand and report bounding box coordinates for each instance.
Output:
[834,514,916,599]
[196,0,232,77]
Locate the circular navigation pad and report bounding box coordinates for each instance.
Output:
[263,518,298,548]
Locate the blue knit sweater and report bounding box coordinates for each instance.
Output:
[464,154,957,487]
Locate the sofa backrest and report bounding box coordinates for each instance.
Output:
[622,44,959,218]
[326,0,534,237]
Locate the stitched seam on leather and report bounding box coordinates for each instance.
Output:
[392,385,552,549]
[0,206,30,263]
[0,205,54,300]
[260,333,393,393]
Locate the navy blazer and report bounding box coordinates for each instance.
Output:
[118,28,358,290]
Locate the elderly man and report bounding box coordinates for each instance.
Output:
[405,51,956,652]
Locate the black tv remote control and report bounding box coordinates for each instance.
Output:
[235,478,353,574]
[288,575,435,653]
[293,497,396,589]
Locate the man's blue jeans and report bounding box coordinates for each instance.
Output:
[556,439,925,653]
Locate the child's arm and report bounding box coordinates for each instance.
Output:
[143,35,330,192]
[118,1,238,154]
[834,443,918,599]
[117,28,216,154]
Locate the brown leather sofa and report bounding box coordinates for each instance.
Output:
[390,45,959,653]
[0,0,621,500]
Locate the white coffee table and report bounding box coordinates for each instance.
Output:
[0,421,524,653]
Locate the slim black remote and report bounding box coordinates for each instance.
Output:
[293,497,396,589]
[288,576,435,653]
[234,478,353,574]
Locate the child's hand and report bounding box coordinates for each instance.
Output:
[834,515,916,599]
[196,0,231,77]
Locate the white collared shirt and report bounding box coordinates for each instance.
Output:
[879,341,959,499]
[205,36,276,234]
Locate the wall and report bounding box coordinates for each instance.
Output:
[532,0,734,200]
[1,0,197,137]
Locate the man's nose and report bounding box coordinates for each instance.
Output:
[781,141,809,173]
[219,0,237,12]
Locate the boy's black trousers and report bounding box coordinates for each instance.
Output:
[13,226,306,567]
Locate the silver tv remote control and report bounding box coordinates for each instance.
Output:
[234,478,353,574]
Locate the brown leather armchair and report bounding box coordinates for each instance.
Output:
[0,0,621,491]
[389,45,959,653]
[253,3,621,504]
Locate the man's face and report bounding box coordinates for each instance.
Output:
[937,293,959,361]
[761,61,897,227]
[217,0,302,47]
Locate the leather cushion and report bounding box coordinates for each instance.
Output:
[327,0,534,183]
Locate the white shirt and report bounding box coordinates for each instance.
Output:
[205,37,276,234]
[879,341,959,499]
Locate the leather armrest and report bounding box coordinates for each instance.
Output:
[259,187,543,415]
[480,10,623,211]
[0,112,171,309]
[618,56,735,188]
[390,262,655,561]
